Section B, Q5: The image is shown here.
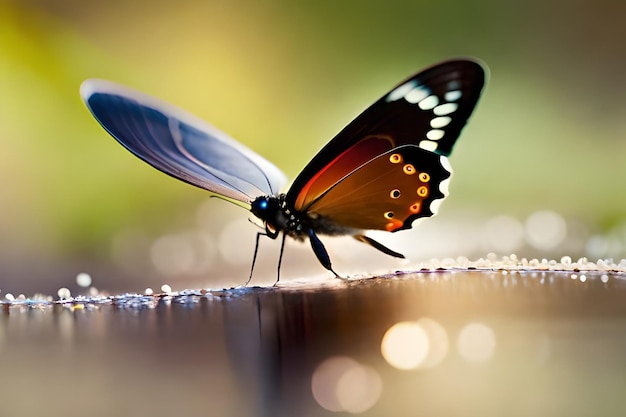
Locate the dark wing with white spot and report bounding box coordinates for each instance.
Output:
[287,59,486,212]
[81,79,287,205]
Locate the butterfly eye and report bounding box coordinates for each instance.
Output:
[251,196,270,215]
[390,189,401,199]
[410,202,421,213]
[384,211,395,219]
[389,153,403,164]
[419,172,430,182]
[417,186,429,197]
[403,164,416,175]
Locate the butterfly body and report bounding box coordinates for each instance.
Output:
[251,194,355,239]
[80,59,486,283]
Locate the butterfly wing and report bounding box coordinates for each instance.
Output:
[307,145,452,232]
[286,59,485,213]
[81,79,287,206]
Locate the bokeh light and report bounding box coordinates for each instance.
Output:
[336,363,382,414]
[381,318,449,370]
[585,221,626,260]
[149,231,216,277]
[311,356,382,414]
[57,287,71,299]
[417,318,449,368]
[525,211,567,251]
[75,272,92,288]
[150,234,195,277]
[218,219,258,266]
[457,322,497,363]
[381,321,429,370]
[483,215,525,253]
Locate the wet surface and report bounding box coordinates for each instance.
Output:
[2,269,626,417]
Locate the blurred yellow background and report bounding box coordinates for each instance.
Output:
[1,0,626,293]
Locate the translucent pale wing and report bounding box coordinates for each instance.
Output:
[307,145,452,232]
[287,59,485,212]
[81,79,287,205]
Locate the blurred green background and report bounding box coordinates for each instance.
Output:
[1,0,626,294]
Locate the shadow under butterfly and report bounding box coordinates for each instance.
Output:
[80,59,487,284]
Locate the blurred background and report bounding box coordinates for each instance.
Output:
[1,0,626,294]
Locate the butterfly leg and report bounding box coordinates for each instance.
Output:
[244,231,265,286]
[353,234,405,259]
[272,233,287,286]
[308,229,342,278]
[245,226,280,287]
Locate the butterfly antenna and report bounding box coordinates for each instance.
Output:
[247,217,265,230]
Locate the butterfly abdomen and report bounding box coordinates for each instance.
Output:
[250,194,356,240]
[302,212,358,237]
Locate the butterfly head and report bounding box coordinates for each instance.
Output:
[250,195,293,232]
[251,195,272,216]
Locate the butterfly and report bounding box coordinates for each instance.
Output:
[80,59,486,284]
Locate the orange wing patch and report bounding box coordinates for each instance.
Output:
[306,146,450,232]
[294,136,393,211]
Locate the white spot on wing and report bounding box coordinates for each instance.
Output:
[409,217,426,229]
[445,90,462,102]
[405,87,430,104]
[433,103,458,116]
[418,95,439,110]
[386,81,417,102]
[426,129,445,140]
[419,140,438,152]
[440,155,452,173]
[431,166,452,214]
[439,176,451,196]
[429,198,445,215]
[430,116,452,128]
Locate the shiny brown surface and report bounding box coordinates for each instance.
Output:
[1,271,625,417]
